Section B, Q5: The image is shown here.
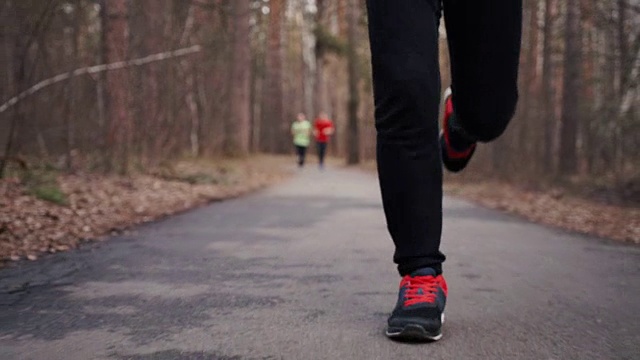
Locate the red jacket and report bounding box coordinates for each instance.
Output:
[314,117,334,143]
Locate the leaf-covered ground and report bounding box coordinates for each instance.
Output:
[444,181,639,244]
[0,156,291,264]
[3,158,637,266]
[360,160,639,244]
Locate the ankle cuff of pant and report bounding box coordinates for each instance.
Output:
[398,263,443,276]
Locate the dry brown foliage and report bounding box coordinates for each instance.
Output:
[445,181,639,244]
[0,156,290,264]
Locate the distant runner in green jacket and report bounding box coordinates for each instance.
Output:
[291,113,312,168]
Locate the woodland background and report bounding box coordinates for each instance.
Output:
[0,0,638,201]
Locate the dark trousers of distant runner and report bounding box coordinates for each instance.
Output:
[366,0,522,275]
[295,145,307,167]
[317,142,328,167]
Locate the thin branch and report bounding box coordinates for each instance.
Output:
[180,5,197,46]
[0,45,202,114]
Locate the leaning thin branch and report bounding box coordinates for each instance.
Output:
[0,45,202,114]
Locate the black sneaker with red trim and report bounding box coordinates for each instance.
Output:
[385,268,448,341]
[440,96,476,173]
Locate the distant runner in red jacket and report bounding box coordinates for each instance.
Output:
[313,112,334,169]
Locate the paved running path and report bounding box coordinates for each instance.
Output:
[1,167,639,360]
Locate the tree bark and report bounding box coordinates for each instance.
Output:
[140,0,167,165]
[541,0,555,172]
[102,0,131,173]
[263,0,285,153]
[558,0,582,175]
[301,8,315,119]
[337,0,348,38]
[518,0,540,172]
[193,2,218,155]
[314,0,327,118]
[346,0,359,165]
[581,0,596,173]
[225,0,251,156]
[617,0,628,95]
[63,0,81,171]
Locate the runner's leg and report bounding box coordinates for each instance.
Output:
[443,0,522,142]
[367,0,445,275]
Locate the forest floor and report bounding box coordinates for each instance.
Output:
[2,156,637,266]
[361,162,639,244]
[0,156,292,265]
[443,180,639,244]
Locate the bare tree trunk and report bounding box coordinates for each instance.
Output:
[337,0,348,38]
[186,68,201,157]
[617,0,628,96]
[602,5,617,174]
[516,1,539,174]
[140,0,166,165]
[62,0,81,171]
[558,0,581,175]
[102,0,131,173]
[250,50,261,153]
[314,0,327,117]
[264,0,285,153]
[186,64,200,157]
[581,0,596,174]
[0,4,27,178]
[614,0,629,177]
[193,2,218,155]
[346,0,359,165]
[174,4,201,157]
[301,4,315,118]
[541,0,555,172]
[225,0,251,156]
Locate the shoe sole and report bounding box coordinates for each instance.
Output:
[440,132,476,173]
[385,313,445,342]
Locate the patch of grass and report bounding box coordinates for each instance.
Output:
[149,158,245,186]
[181,172,221,185]
[151,166,228,185]
[31,184,68,205]
[20,167,68,206]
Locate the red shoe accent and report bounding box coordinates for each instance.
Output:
[444,131,476,159]
[400,275,448,307]
[443,96,476,160]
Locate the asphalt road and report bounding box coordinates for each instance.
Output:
[1,166,639,360]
